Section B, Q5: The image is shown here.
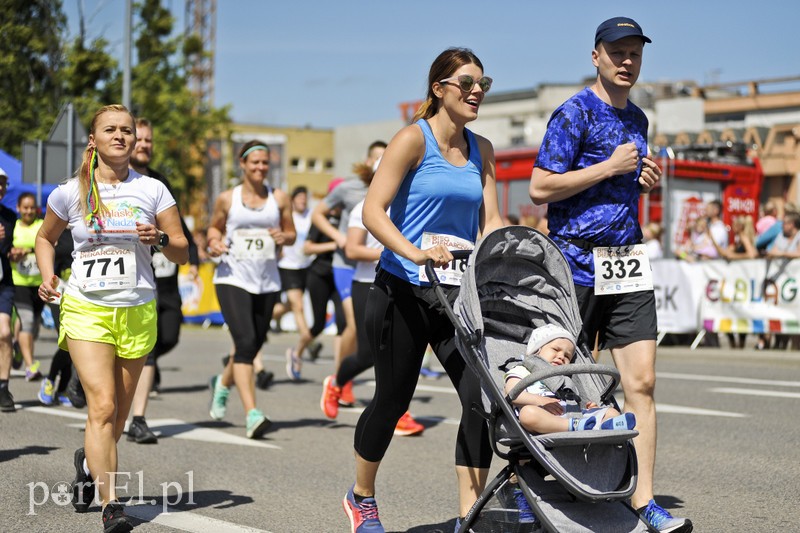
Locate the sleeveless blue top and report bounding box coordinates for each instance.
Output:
[379,119,483,285]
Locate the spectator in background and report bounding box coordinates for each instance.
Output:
[767,211,800,350]
[706,199,729,250]
[757,202,798,254]
[0,169,18,413]
[767,212,800,260]
[708,215,758,349]
[643,222,663,259]
[710,215,758,261]
[677,217,718,261]
[756,200,779,236]
[9,192,45,382]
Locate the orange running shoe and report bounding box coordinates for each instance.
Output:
[339,380,356,407]
[394,411,424,436]
[321,375,341,419]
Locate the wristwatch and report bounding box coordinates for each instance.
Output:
[157,231,169,248]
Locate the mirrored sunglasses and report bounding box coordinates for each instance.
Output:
[439,74,493,93]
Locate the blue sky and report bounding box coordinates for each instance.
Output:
[64,1,798,129]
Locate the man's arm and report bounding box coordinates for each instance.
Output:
[529,142,641,205]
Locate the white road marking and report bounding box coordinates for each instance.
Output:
[657,372,800,388]
[126,503,270,532]
[711,387,800,399]
[22,408,280,449]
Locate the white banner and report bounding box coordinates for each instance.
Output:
[652,260,704,333]
[652,258,800,334]
[698,259,800,334]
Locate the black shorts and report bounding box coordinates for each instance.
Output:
[279,267,309,291]
[575,285,657,351]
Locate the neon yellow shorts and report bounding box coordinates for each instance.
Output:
[58,295,157,359]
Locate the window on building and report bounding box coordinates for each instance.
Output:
[291,157,304,171]
[308,158,319,172]
[324,159,334,171]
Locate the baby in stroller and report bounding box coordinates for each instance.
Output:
[504,324,636,435]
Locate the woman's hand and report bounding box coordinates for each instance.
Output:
[268,228,287,246]
[207,236,228,258]
[412,244,452,267]
[135,222,160,246]
[38,276,60,302]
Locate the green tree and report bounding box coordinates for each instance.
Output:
[132,0,230,223]
[0,0,66,157]
[61,2,120,129]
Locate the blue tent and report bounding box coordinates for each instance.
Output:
[0,148,57,213]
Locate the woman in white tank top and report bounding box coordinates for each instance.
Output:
[206,141,296,439]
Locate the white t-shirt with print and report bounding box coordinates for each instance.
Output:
[47,171,176,306]
[348,199,385,283]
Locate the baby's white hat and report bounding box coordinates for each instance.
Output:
[526,324,576,356]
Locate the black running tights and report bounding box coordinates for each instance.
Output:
[46,303,72,392]
[354,271,492,468]
[306,268,345,337]
[215,284,278,364]
[145,288,183,366]
[336,280,372,385]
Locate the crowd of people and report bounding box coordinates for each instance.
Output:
[0,15,732,533]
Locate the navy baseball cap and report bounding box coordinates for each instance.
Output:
[595,17,651,46]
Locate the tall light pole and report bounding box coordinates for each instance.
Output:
[122,0,132,108]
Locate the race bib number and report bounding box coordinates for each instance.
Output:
[593,244,653,295]
[74,244,137,292]
[17,253,40,277]
[230,229,276,261]
[152,251,177,278]
[418,232,474,286]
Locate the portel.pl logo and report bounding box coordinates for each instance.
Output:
[27,470,195,515]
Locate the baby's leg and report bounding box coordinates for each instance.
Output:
[518,405,569,434]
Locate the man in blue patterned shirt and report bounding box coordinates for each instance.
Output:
[529,17,692,533]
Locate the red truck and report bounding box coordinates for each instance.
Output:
[494,147,764,252]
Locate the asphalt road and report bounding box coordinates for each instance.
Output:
[1,325,799,532]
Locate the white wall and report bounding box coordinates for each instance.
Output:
[333,119,404,177]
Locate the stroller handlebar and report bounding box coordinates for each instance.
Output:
[423,249,472,287]
[506,364,620,405]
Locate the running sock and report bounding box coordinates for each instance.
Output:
[82,458,90,476]
[353,491,372,504]
[133,416,146,424]
[570,417,598,431]
[0,379,8,391]
[600,413,636,430]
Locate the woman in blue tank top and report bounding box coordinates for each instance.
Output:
[342,48,503,532]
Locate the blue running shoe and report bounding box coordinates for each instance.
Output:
[57,394,74,408]
[513,488,537,523]
[343,485,384,532]
[285,348,301,381]
[38,378,55,406]
[637,500,693,533]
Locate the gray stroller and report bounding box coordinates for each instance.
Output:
[429,226,650,533]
